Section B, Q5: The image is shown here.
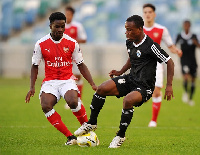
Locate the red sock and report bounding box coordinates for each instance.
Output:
[46,110,72,137]
[151,101,161,122]
[72,104,88,125]
[77,84,83,99]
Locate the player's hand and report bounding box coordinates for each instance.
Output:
[91,84,98,91]
[164,85,174,101]
[177,49,182,57]
[25,88,35,103]
[109,70,121,78]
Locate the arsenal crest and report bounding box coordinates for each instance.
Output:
[153,32,159,38]
[63,47,69,53]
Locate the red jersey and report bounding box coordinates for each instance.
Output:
[64,21,87,41]
[32,34,84,83]
[143,23,173,46]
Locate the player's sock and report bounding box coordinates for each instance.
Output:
[183,80,188,92]
[87,93,106,125]
[71,100,88,125]
[151,96,162,122]
[45,109,72,137]
[117,108,134,137]
[190,82,195,100]
[77,79,83,99]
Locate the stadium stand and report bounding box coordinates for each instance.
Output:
[1,0,199,43]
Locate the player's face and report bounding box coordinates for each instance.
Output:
[143,7,156,23]
[183,22,190,32]
[50,20,65,41]
[125,21,143,43]
[65,10,73,23]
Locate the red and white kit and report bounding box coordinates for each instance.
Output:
[64,21,87,41]
[32,33,84,100]
[144,23,173,88]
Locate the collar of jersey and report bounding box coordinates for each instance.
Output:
[49,33,64,43]
[181,31,192,40]
[132,34,147,47]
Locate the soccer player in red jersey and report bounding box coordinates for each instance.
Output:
[143,3,182,127]
[64,6,87,103]
[25,12,97,145]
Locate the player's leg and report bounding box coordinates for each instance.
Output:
[61,79,88,125]
[109,91,142,148]
[64,90,88,125]
[182,65,189,103]
[188,67,196,106]
[40,93,74,141]
[74,79,119,136]
[149,63,163,127]
[149,86,162,127]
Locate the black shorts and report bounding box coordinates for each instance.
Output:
[112,74,154,107]
[181,64,197,78]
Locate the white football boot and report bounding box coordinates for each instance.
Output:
[74,122,97,136]
[148,120,157,127]
[108,136,126,148]
[182,92,189,103]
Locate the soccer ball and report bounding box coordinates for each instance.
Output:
[77,131,100,147]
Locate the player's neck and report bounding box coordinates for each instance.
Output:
[144,21,154,28]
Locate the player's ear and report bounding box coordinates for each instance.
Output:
[49,23,52,29]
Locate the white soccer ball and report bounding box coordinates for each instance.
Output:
[77,131,100,147]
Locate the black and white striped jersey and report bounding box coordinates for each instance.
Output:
[126,34,170,89]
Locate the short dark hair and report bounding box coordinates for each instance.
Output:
[49,12,66,24]
[126,15,144,28]
[65,6,75,14]
[184,20,191,25]
[143,3,156,11]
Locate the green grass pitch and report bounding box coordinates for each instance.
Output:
[0,77,200,154]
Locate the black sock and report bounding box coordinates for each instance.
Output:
[183,80,188,92]
[88,93,106,125]
[117,108,134,138]
[190,82,195,100]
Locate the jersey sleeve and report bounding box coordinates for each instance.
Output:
[77,23,87,40]
[32,41,42,65]
[72,42,84,65]
[162,27,174,47]
[150,43,171,64]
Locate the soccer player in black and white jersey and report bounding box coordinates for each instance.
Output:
[74,15,175,148]
[176,20,200,106]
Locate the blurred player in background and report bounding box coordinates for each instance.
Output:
[143,3,182,127]
[25,12,97,145]
[64,6,87,110]
[74,15,175,148]
[175,20,200,106]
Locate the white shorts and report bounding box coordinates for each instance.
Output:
[155,62,164,88]
[39,79,79,102]
[72,61,81,75]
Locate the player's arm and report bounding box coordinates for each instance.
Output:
[25,42,42,103]
[25,64,38,103]
[192,35,200,47]
[109,57,131,78]
[78,63,97,91]
[77,23,87,43]
[73,42,97,91]
[168,45,182,57]
[164,58,174,101]
[162,27,182,57]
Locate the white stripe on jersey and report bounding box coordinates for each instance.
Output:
[151,44,168,63]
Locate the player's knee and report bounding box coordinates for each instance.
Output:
[41,103,53,113]
[67,100,78,109]
[96,84,107,95]
[123,97,133,109]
